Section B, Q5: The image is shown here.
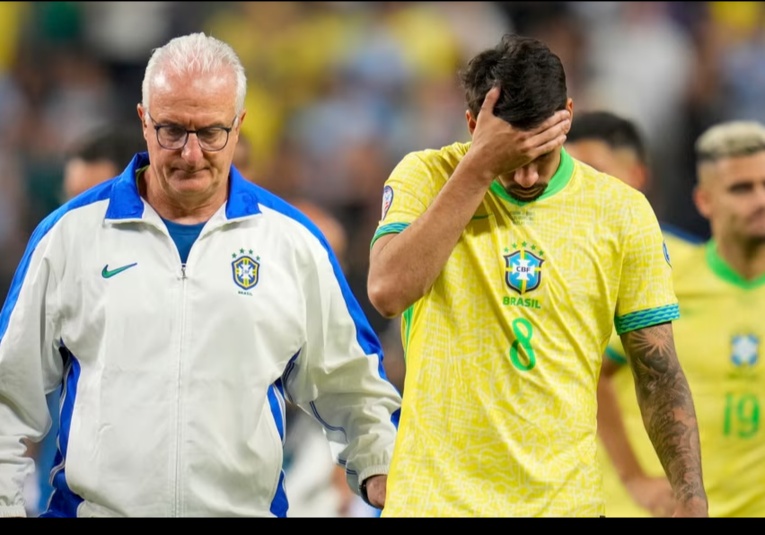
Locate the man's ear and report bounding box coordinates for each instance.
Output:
[136,104,149,143]
[466,110,477,135]
[564,98,574,135]
[693,184,712,220]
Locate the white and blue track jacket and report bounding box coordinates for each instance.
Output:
[0,153,401,517]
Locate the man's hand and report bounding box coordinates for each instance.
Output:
[625,474,676,517]
[363,474,387,509]
[467,85,570,181]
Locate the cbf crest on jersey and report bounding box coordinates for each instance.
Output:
[504,243,545,294]
[231,249,260,292]
[731,334,759,368]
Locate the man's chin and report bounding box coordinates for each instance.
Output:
[170,178,211,198]
[506,186,546,202]
[171,172,209,187]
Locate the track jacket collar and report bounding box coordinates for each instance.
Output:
[105,152,262,221]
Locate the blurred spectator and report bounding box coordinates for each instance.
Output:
[62,124,146,200]
[675,1,765,240]
[78,2,177,122]
[0,2,29,73]
[0,149,28,305]
[576,2,696,218]
[438,2,514,59]
[232,130,258,183]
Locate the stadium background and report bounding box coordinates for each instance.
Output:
[0,0,760,515]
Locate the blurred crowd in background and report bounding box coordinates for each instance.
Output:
[1,0,764,517]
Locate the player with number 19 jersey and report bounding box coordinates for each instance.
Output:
[373,142,679,517]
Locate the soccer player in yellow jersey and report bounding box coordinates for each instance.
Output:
[367,34,708,517]
[565,111,702,517]
[597,120,765,517]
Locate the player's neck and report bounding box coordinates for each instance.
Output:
[715,238,765,281]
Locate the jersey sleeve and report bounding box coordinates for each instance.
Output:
[283,236,401,498]
[614,194,679,335]
[0,220,63,517]
[370,151,440,247]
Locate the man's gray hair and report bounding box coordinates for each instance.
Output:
[696,120,765,163]
[141,32,246,115]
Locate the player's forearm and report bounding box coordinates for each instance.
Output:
[621,323,708,510]
[368,159,494,317]
[596,369,646,484]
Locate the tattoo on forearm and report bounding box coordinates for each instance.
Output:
[622,322,707,505]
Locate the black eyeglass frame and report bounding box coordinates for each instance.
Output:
[146,112,238,152]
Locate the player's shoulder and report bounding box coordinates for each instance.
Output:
[400,141,470,168]
[391,141,469,185]
[571,157,646,199]
[570,157,651,216]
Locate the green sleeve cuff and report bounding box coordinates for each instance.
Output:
[614,304,679,335]
[370,222,409,249]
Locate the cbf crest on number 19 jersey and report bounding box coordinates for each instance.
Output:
[372,143,678,517]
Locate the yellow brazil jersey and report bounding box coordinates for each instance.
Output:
[601,241,765,517]
[372,143,678,517]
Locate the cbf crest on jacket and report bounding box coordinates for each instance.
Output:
[0,153,401,517]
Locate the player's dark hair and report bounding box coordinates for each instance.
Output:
[66,125,145,167]
[459,34,568,130]
[567,111,648,165]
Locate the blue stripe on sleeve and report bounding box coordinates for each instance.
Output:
[614,304,680,335]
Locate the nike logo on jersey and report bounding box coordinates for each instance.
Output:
[102,263,138,278]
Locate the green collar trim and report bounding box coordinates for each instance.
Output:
[489,148,574,205]
[705,239,765,289]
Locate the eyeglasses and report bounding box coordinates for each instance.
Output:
[147,113,237,152]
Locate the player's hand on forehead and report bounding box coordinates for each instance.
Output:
[470,86,570,178]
